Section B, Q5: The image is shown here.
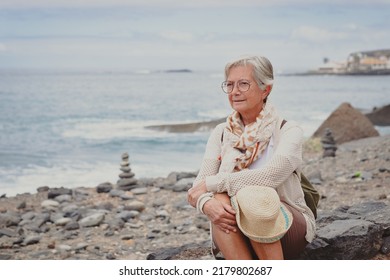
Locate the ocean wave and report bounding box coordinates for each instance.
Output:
[60,118,225,140]
[0,161,118,196]
[0,149,204,196]
[60,119,173,140]
[145,118,225,133]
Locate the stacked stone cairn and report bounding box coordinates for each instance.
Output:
[117,152,138,191]
[321,128,337,158]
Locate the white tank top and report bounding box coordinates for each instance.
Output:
[248,136,274,170]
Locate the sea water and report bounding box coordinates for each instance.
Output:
[0,70,389,196]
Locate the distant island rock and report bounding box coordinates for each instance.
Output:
[164,69,192,73]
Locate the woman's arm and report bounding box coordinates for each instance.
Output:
[205,123,304,197]
[192,123,224,186]
[187,124,224,208]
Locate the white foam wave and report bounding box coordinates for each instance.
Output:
[0,161,119,197]
[0,150,204,197]
[61,118,215,140]
[61,119,172,140]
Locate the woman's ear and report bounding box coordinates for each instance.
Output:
[265,85,272,94]
[263,85,272,99]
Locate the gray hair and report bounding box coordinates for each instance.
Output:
[224,55,274,93]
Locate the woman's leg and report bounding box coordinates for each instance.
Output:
[280,203,308,259]
[211,194,303,260]
[250,240,284,260]
[211,193,254,260]
[249,203,307,260]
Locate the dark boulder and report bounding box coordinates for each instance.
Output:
[147,201,390,260]
[365,104,390,126]
[313,103,379,144]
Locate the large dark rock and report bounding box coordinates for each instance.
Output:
[146,240,211,260]
[301,202,390,259]
[365,104,390,126]
[313,103,379,144]
[147,201,390,260]
[301,219,382,259]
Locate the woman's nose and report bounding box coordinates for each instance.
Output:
[231,85,241,95]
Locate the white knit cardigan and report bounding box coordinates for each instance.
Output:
[193,117,316,243]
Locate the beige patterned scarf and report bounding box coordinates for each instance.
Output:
[226,102,277,171]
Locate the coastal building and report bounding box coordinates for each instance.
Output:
[316,59,346,74]
[346,49,390,74]
[309,49,390,75]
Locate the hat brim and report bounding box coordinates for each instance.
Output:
[231,195,293,244]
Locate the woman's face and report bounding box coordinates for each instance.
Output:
[226,65,269,122]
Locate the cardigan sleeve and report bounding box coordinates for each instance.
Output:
[205,123,304,197]
[192,123,224,187]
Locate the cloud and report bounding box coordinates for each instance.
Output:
[159,30,194,43]
[0,0,261,9]
[1,1,388,71]
[1,0,388,9]
[0,43,7,51]
[291,26,347,43]
[344,23,358,30]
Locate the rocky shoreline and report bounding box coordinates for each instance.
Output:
[0,133,389,260]
[1,103,389,260]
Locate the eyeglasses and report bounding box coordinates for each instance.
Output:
[221,79,252,94]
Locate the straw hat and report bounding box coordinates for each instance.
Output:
[231,186,293,243]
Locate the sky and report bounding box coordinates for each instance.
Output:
[0,0,389,72]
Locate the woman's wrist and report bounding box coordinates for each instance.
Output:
[201,198,215,216]
[196,192,214,214]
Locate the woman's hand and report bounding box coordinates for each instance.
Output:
[187,180,207,207]
[203,198,237,234]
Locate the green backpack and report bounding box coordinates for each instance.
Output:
[281,120,320,219]
[297,172,320,219]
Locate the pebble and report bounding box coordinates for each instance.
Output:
[96,182,113,193]
[124,201,145,212]
[58,244,72,251]
[65,222,80,231]
[23,235,41,245]
[0,228,17,237]
[109,189,125,197]
[119,193,134,200]
[41,200,60,209]
[131,187,148,195]
[117,210,139,221]
[55,217,73,226]
[75,243,89,251]
[79,213,105,227]
[54,194,72,203]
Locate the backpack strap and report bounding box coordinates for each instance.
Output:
[280,119,298,176]
[279,118,319,218]
[280,119,287,129]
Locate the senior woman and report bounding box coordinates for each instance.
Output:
[187,55,316,260]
